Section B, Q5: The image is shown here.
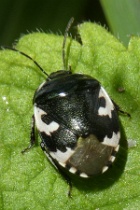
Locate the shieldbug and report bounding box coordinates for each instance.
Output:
[4,18,129,196]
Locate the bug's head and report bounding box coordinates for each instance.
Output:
[48,69,72,81]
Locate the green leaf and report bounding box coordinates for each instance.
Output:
[100,0,140,46]
[0,22,140,210]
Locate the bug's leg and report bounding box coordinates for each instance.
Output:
[112,101,131,117]
[21,115,36,153]
[67,177,73,198]
[117,109,131,117]
[40,142,73,198]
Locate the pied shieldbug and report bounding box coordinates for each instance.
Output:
[4,18,129,196]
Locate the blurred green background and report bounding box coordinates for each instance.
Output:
[0,0,140,46]
[0,0,107,46]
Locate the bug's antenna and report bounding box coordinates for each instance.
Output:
[3,46,50,78]
[62,17,74,70]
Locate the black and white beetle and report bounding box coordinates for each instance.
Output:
[5,18,129,195]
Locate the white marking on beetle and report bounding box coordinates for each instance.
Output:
[98,87,114,118]
[69,167,77,174]
[114,145,120,152]
[50,147,74,164]
[80,172,88,178]
[102,131,120,147]
[109,155,116,163]
[102,166,109,173]
[59,92,67,97]
[59,162,66,168]
[34,106,59,136]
